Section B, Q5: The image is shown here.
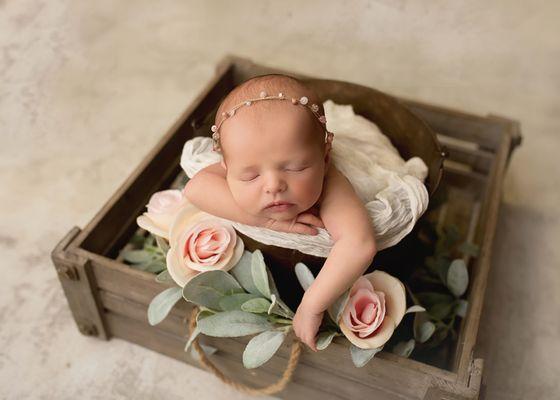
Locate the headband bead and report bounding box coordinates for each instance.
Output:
[211,92,334,153]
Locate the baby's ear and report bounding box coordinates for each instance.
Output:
[323,143,331,166]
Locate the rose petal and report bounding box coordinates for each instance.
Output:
[165,240,200,287]
[340,314,397,349]
[361,303,376,324]
[367,271,406,326]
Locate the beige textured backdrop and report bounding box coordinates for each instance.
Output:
[1,1,559,399]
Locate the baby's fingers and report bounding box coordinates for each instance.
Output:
[296,213,325,229]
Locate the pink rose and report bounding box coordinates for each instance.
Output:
[166,208,244,287]
[137,189,193,239]
[339,270,406,349]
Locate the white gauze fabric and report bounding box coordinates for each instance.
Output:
[180,100,429,258]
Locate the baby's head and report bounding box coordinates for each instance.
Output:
[212,74,332,222]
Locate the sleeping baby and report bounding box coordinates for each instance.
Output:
[183,74,377,352]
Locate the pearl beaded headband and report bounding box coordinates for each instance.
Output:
[211,91,334,152]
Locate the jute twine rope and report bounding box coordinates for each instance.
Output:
[186,306,303,396]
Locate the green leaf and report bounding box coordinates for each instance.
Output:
[350,345,382,368]
[219,293,260,311]
[447,259,469,297]
[392,339,415,358]
[196,309,215,321]
[182,270,244,311]
[455,299,468,318]
[414,312,435,343]
[155,269,174,284]
[130,233,146,248]
[418,322,436,343]
[328,288,350,324]
[458,241,479,257]
[143,259,167,273]
[123,249,152,264]
[230,251,262,296]
[416,292,454,308]
[436,258,451,284]
[242,330,287,369]
[241,298,272,313]
[267,295,294,319]
[183,285,224,311]
[429,302,454,320]
[184,325,201,352]
[147,287,183,326]
[294,262,315,291]
[197,310,273,337]
[251,250,271,299]
[155,235,170,254]
[316,331,337,351]
[405,305,426,314]
[267,294,277,315]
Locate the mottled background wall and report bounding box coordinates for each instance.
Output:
[1,1,559,399]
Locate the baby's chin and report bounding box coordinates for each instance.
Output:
[259,206,300,222]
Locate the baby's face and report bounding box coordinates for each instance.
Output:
[220,101,328,222]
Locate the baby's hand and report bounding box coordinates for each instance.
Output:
[262,212,325,235]
[292,301,324,352]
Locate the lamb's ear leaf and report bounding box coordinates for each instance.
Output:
[392,339,416,358]
[155,269,175,284]
[242,330,287,369]
[350,345,383,367]
[182,270,244,310]
[316,331,338,351]
[155,235,170,254]
[266,267,295,318]
[294,262,315,291]
[197,310,273,337]
[147,287,183,325]
[251,250,271,299]
[230,251,262,296]
[447,259,469,297]
[241,298,272,314]
[219,293,261,311]
[123,249,152,264]
[414,311,436,343]
[455,299,469,318]
[184,325,201,353]
[328,288,350,323]
[405,305,426,314]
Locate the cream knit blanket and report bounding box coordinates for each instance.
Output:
[180,100,429,257]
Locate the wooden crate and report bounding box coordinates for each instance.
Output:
[51,55,521,400]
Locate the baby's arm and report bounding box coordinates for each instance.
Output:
[293,164,377,350]
[183,162,323,235]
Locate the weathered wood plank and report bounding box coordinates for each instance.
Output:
[51,227,109,340]
[453,124,514,383]
[401,98,504,152]
[106,311,394,400]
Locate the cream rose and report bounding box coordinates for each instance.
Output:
[137,189,193,239]
[166,207,244,287]
[339,270,406,349]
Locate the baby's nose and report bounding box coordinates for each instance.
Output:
[264,175,287,194]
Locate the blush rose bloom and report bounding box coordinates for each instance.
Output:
[136,189,192,239]
[165,207,244,287]
[339,270,406,349]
